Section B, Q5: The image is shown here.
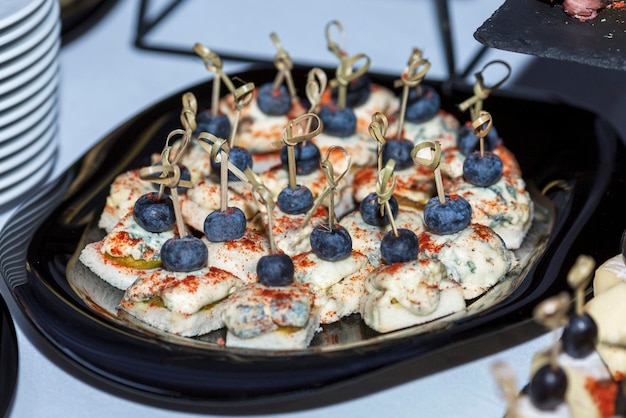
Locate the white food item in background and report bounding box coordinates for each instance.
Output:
[440,145,522,180]
[586,280,626,347]
[592,254,626,295]
[393,111,459,149]
[419,224,516,299]
[360,258,465,333]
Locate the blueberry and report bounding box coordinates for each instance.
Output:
[561,313,598,359]
[161,236,208,272]
[133,192,175,233]
[210,146,253,181]
[204,207,247,242]
[331,74,372,107]
[457,122,499,156]
[359,192,398,226]
[405,85,440,123]
[277,185,314,215]
[423,194,472,235]
[319,104,357,137]
[529,364,568,411]
[257,253,294,287]
[310,223,352,261]
[279,141,321,175]
[194,110,231,139]
[152,162,191,195]
[257,83,291,116]
[462,151,503,187]
[381,228,419,264]
[382,139,414,170]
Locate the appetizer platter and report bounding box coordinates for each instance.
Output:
[0,38,623,404]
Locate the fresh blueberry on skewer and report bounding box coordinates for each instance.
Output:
[528,364,568,411]
[257,83,292,116]
[463,151,503,187]
[279,141,321,175]
[310,224,352,261]
[204,207,247,242]
[319,104,356,137]
[195,110,231,139]
[210,146,253,182]
[380,228,419,264]
[161,235,208,272]
[277,185,314,215]
[331,74,372,108]
[257,253,295,287]
[382,139,414,170]
[359,192,398,227]
[133,192,176,233]
[405,85,440,124]
[423,194,472,235]
[457,122,499,156]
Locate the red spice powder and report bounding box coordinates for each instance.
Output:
[585,377,618,417]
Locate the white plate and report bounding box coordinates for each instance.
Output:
[0,0,45,29]
[0,108,56,173]
[0,22,59,82]
[0,65,58,128]
[0,59,58,113]
[0,92,56,143]
[0,0,58,64]
[0,37,61,95]
[0,96,56,155]
[0,0,52,48]
[0,129,57,190]
[0,148,55,207]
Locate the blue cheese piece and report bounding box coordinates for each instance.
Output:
[449,175,533,250]
[120,266,242,337]
[419,224,516,300]
[223,282,319,350]
[98,169,154,232]
[292,250,372,324]
[100,213,174,262]
[204,230,270,284]
[396,111,459,150]
[360,258,465,333]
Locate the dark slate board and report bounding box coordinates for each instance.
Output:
[474,0,626,71]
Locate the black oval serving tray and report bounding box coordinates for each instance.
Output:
[0,66,623,409]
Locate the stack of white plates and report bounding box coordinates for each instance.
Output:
[0,0,60,207]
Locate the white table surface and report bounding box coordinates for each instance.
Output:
[1,1,558,417]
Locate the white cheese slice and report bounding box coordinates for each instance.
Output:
[593,254,626,295]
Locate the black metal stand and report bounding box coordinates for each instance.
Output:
[133,0,490,82]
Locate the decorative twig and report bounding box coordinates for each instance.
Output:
[193,43,237,116]
[270,32,296,99]
[303,146,351,228]
[393,49,430,140]
[458,60,511,121]
[196,132,248,182]
[533,292,570,370]
[377,159,398,236]
[334,53,370,109]
[228,81,255,148]
[566,255,595,317]
[282,113,323,189]
[411,141,444,204]
[472,111,493,158]
[325,20,347,60]
[245,168,278,255]
[368,112,389,174]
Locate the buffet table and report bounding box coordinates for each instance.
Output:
[1,1,602,416]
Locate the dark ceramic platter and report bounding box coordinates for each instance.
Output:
[0,294,17,417]
[0,66,623,408]
[475,0,626,71]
